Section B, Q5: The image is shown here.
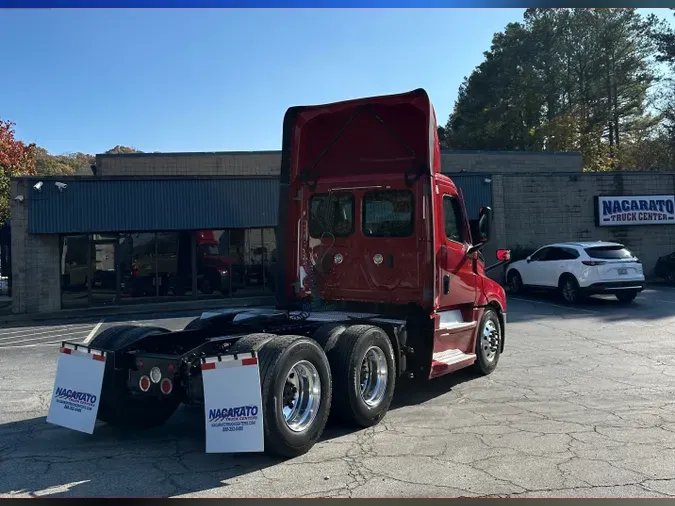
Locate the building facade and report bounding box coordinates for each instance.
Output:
[9,149,675,316]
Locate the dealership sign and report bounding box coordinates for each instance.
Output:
[596,195,675,226]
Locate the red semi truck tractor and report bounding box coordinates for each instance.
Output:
[47,89,510,458]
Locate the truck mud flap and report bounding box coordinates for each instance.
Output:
[201,352,264,454]
[46,342,107,434]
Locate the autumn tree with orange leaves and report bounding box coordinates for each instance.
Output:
[0,120,37,223]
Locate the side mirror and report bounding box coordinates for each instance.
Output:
[526,256,532,263]
[467,206,493,255]
[477,206,492,243]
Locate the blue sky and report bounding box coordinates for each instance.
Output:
[1,8,673,155]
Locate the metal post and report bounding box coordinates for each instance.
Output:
[87,235,93,307]
[191,232,198,298]
[228,229,232,298]
[261,228,266,294]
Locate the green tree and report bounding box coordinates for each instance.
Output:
[105,145,142,154]
[0,120,36,223]
[445,9,662,171]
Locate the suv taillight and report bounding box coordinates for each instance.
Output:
[582,260,606,266]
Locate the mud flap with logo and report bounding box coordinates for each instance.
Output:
[201,352,264,453]
[46,343,106,434]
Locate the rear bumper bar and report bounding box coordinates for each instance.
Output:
[582,281,646,294]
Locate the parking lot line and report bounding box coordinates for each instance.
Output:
[83,319,105,344]
[0,324,95,341]
[508,296,600,313]
[0,329,92,347]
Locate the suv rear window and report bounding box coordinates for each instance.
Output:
[309,193,354,238]
[584,245,634,260]
[363,190,414,238]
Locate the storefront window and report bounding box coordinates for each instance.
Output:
[61,234,90,309]
[195,229,232,298]
[58,228,274,309]
[262,227,277,294]
[91,234,118,306]
[119,233,158,302]
[164,231,194,298]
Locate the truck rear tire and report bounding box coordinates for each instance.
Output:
[228,333,277,354]
[321,324,396,428]
[472,308,501,376]
[90,325,182,430]
[256,335,332,458]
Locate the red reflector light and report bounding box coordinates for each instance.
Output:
[582,260,606,266]
[160,378,173,395]
[93,354,105,362]
[168,364,175,372]
[138,361,144,368]
[60,347,72,355]
[242,358,258,366]
[139,375,151,392]
[496,249,511,262]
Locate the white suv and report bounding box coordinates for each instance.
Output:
[505,241,645,304]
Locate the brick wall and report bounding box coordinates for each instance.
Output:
[442,151,582,174]
[96,150,583,177]
[10,179,61,314]
[493,172,675,278]
[96,151,282,177]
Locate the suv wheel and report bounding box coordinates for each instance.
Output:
[560,276,581,304]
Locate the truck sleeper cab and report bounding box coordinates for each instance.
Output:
[51,89,510,459]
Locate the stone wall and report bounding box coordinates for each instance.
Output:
[96,150,583,177]
[10,179,61,314]
[441,151,582,174]
[95,151,281,177]
[493,172,675,277]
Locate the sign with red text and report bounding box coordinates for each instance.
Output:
[596,195,675,226]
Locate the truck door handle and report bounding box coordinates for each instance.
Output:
[443,275,450,294]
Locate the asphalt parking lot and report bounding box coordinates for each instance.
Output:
[2,287,675,498]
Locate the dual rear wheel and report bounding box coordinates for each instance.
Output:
[91,322,396,459]
[231,324,396,457]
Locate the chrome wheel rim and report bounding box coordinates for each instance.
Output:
[358,346,389,407]
[563,281,576,302]
[509,274,521,293]
[282,360,321,432]
[481,320,500,362]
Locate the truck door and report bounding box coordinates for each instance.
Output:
[437,184,477,307]
[431,181,478,374]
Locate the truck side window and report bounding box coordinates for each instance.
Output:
[442,195,465,244]
[362,190,414,238]
[308,193,354,239]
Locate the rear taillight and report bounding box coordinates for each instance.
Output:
[160,378,173,395]
[582,260,606,266]
[139,375,151,392]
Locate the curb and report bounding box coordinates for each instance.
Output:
[0,295,277,328]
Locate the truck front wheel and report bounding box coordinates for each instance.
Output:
[472,308,502,376]
[322,324,396,428]
[90,325,182,430]
[257,335,332,458]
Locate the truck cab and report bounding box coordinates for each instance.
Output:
[275,88,508,379]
